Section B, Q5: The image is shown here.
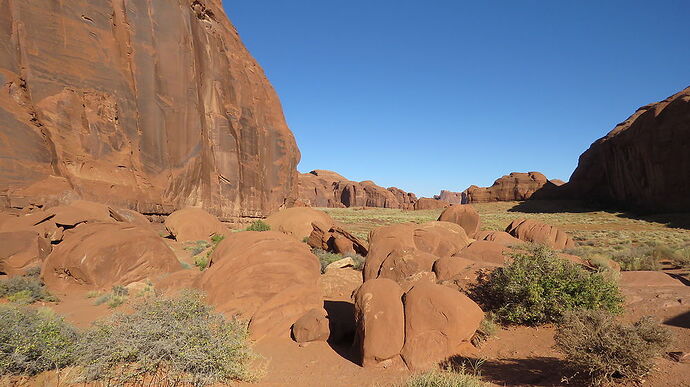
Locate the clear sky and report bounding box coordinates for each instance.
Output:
[221,1,689,198]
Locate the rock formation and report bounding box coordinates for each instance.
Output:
[298,170,418,209]
[414,198,450,210]
[506,219,576,250]
[165,207,228,242]
[434,190,466,204]
[437,205,481,236]
[556,87,690,212]
[0,0,299,222]
[463,172,560,203]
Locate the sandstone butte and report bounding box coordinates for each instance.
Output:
[551,86,690,212]
[461,172,563,203]
[0,0,300,222]
[298,169,418,209]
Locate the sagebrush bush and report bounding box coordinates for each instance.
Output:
[313,248,344,273]
[77,291,259,386]
[555,310,671,385]
[0,273,56,304]
[611,246,661,271]
[405,368,487,387]
[0,304,78,376]
[470,246,623,325]
[245,220,270,232]
[471,314,498,346]
[185,240,211,256]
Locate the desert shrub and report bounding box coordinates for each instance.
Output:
[194,255,209,271]
[343,251,366,271]
[77,291,259,386]
[0,274,56,304]
[555,310,671,385]
[245,220,270,232]
[185,240,211,256]
[312,248,343,273]
[470,246,623,325]
[210,234,225,244]
[405,367,486,387]
[93,285,129,309]
[0,305,78,376]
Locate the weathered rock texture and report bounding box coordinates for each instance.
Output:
[434,190,466,204]
[557,87,690,212]
[437,205,481,236]
[298,170,418,209]
[463,172,560,203]
[506,218,575,250]
[0,0,299,221]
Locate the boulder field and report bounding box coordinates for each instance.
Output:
[0,0,299,222]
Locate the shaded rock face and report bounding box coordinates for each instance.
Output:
[559,87,690,212]
[463,172,558,203]
[506,218,575,250]
[414,198,450,210]
[0,0,299,221]
[437,205,480,236]
[297,170,417,209]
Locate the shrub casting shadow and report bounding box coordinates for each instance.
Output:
[444,356,579,386]
[323,300,359,365]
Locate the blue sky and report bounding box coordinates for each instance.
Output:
[222,1,689,198]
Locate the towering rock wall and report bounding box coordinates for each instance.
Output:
[0,0,300,221]
[562,87,690,212]
[298,170,418,209]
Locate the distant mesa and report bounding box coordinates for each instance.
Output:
[298,170,418,209]
[433,172,564,204]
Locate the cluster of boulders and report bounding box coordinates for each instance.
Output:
[1,198,604,372]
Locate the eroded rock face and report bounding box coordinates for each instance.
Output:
[164,207,228,242]
[297,170,418,209]
[559,87,690,212]
[266,207,334,241]
[198,231,321,340]
[434,190,466,204]
[463,172,557,203]
[414,198,450,210]
[42,223,180,292]
[0,0,299,222]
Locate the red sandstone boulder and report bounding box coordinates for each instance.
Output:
[474,230,524,247]
[198,231,321,340]
[377,249,438,284]
[292,308,330,343]
[414,198,450,210]
[437,205,481,236]
[266,207,334,241]
[364,222,471,282]
[434,190,465,204]
[42,223,179,292]
[353,279,405,367]
[388,187,418,210]
[506,219,576,250]
[165,208,227,242]
[308,222,368,256]
[401,282,484,370]
[456,240,514,265]
[0,231,51,275]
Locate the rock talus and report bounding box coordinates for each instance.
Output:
[0,0,299,221]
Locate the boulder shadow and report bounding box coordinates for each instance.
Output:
[444,356,578,386]
[324,300,360,365]
[664,310,690,329]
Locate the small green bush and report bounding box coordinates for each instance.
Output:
[0,305,78,376]
[555,310,671,385]
[0,274,56,304]
[470,246,623,325]
[245,220,271,232]
[471,315,498,346]
[93,285,129,309]
[210,234,226,244]
[77,291,259,386]
[612,246,661,271]
[312,248,344,273]
[185,240,211,256]
[194,255,209,271]
[405,368,487,387]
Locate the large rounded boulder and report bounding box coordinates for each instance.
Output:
[364,221,471,282]
[197,231,322,340]
[506,219,575,250]
[353,278,405,367]
[474,230,524,247]
[456,240,514,265]
[42,223,180,292]
[437,205,481,237]
[0,231,51,275]
[164,208,228,242]
[266,207,335,241]
[401,282,484,371]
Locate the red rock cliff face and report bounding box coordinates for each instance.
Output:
[463,172,554,203]
[562,87,690,212]
[0,0,299,221]
[298,170,417,209]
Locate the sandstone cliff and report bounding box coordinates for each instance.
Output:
[560,86,690,212]
[463,172,557,203]
[0,0,299,221]
[298,170,417,209]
